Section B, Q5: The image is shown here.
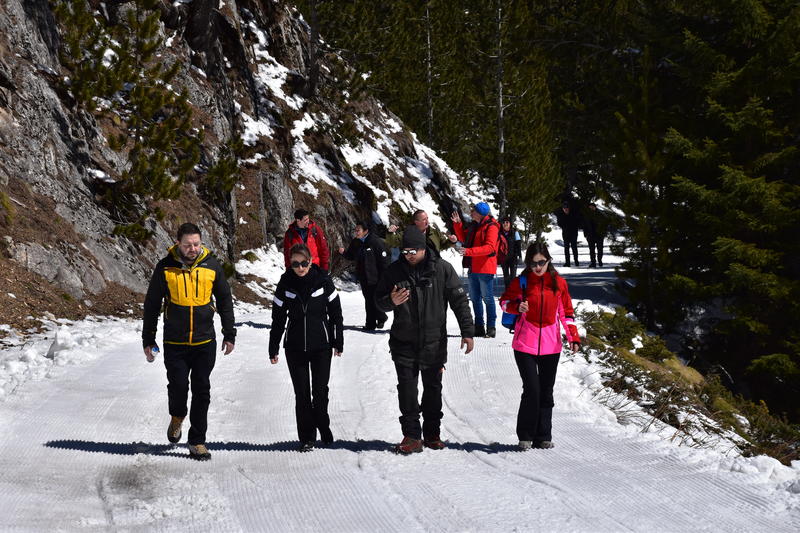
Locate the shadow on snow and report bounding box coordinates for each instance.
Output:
[44,438,520,456]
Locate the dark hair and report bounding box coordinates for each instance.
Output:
[289,243,312,262]
[524,242,559,293]
[294,209,309,220]
[500,216,513,225]
[355,221,370,232]
[412,209,426,221]
[176,222,201,241]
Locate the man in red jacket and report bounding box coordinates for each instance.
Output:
[450,202,500,338]
[283,209,330,272]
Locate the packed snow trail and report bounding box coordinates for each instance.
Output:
[1,292,798,530]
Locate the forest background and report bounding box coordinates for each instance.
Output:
[293,0,800,423]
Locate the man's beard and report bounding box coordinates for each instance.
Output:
[180,249,198,263]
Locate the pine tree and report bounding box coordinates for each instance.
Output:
[667,0,800,418]
[52,0,204,239]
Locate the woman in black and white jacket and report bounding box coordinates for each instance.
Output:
[269,244,344,451]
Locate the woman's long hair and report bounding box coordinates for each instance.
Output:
[523,242,559,293]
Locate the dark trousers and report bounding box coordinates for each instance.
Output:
[361,282,387,328]
[501,260,518,288]
[164,341,217,445]
[562,230,578,264]
[513,351,560,441]
[587,235,604,265]
[395,361,443,440]
[286,349,333,442]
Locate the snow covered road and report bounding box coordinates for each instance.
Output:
[1,290,798,531]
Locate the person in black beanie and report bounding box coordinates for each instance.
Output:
[375,226,474,454]
[269,243,344,452]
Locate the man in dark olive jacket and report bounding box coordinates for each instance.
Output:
[142,223,236,461]
[375,226,474,454]
[337,221,389,330]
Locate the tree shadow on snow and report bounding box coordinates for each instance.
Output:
[44,438,519,456]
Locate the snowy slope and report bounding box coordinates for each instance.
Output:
[0,248,799,531]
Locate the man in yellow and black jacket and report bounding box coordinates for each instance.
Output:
[142,223,236,461]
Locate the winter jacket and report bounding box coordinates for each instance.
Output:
[453,215,500,275]
[269,265,343,356]
[500,228,522,265]
[499,271,580,355]
[385,225,451,255]
[283,221,330,271]
[582,208,609,240]
[142,245,236,348]
[375,251,474,367]
[341,232,389,286]
[555,207,582,236]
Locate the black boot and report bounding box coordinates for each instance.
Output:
[474,324,486,337]
[486,327,496,338]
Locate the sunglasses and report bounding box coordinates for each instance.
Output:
[401,249,420,256]
[291,260,310,268]
[530,259,549,267]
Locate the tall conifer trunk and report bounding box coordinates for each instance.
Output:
[495,1,506,216]
[425,1,434,146]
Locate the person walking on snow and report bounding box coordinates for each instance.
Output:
[499,217,523,287]
[283,209,330,273]
[499,242,580,451]
[583,202,608,268]
[554,201,582,267]
[269,244,344,452]
[142,223,236,461]
[449,201,500,337]
[337,221,389,331]
[375,226,474,454]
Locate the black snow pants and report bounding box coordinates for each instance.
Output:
[513,351,560,442]
[286,349,333,443]
[562,230,579,265]
[395,361,443,440]
[164,341,217,445]
[361,282,387,328]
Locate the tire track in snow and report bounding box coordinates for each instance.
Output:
[442,337,797,531]
[0,338,158,530]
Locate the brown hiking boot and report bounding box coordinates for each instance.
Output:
[395,436,423,455]
[167,416,184,444]
[423,435,446,450]
[188,443,211,461]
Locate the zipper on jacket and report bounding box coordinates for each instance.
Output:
[183,271,188,297]
[537,277,544,356]
[196,271,199,298]
[303,303,308,352]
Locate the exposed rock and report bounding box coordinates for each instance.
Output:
[10,242,106,298]
[0,0,473,320]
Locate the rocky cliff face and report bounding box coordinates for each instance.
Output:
[0,0,476,329]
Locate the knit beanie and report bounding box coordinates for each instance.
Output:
[474,202,490,216]
[402,225,426,249]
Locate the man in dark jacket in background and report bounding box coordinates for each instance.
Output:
[338,221,389,330]
[142,223,236,461]
[555,200,582,267]
[583,202,608,268]
[375,226,474,454]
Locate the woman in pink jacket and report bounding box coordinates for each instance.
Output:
[499,242,581,450]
